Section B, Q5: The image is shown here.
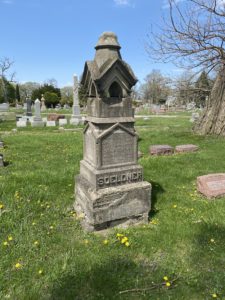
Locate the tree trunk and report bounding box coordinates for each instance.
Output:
[194,68,225,135]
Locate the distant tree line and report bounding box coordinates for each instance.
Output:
[138,69,213,108]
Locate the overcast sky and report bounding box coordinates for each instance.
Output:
[0,0,182,87]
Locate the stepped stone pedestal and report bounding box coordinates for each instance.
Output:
[74,32,151,231]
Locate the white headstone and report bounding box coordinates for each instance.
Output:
[31,99,44,127]
[0,154,3,167]
[59,119,68,126]
[41,95,46,111]
[16,120,27,127]
[46,121,56,127]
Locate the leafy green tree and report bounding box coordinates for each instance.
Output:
[60,86,73,106]
[31,84,61,107]
[15,84,21,102]
[78,84,88,107]
[0,77,15,104]
[43,92,60,108]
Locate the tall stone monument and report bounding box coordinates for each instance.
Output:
[70,74,82,125]
[31,99,44,127]
[41,94,46,111]
[75,32,151,231]
[26,98,32,117]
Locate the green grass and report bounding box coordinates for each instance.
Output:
[1,115,225,299]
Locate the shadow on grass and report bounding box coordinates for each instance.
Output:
[50,257,139,300]
[190,223,225,296]
[3,161,11,167]
[148,181,165,219]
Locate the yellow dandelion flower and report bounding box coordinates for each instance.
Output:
[116,233,123,237]
[3,241,9,246]
[210,239,215,243]
[32,222,36,226]
[125,241,130,247]
[121,237,128,244]
[103,239,108,245]
[0,203,4,209]
[34,241,39,246]
[8,236,13,241]
[166,282,171,287]
[150,219,158,225]
[15,262,22,269]
[38,269,43,275]
[84,239,89,244]
[173,204,177,208]
[163,276,169,281]
[49,226,54,230]
[212,294,217,298]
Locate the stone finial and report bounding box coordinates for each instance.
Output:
[95,32,121,50]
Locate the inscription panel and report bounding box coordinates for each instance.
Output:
[96,169,143,189]
[207,180,225,191]
[101,128,135,166]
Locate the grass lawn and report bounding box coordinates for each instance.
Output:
[0,115,225,300]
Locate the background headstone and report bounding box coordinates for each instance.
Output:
[70,74,82,125]
[26,98,32,116]
[46,121,56,127]
[0,103,9,112]
[0,154,3,167]
[59,119,67,126]
[31,99,44,127]
[16,120,27,127]
[41,95,46,111]
[175,144,199,153]
[150,145,174,155]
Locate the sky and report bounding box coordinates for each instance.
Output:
[0,0,182,87]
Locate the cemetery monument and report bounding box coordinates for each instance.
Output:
[31,99,44,127]
[75,32,151,231]
[70,74,82,125]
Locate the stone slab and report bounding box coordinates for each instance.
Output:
[175,144,199,153]
[16,120,27,127]
[59,119,68,126]
[46,121,56,127]
[75,175,151,231]
[150,145,174,156]
[197,173,225,199]
[0,142,4,148]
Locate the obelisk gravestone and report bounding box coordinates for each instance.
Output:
[70,75,82,125]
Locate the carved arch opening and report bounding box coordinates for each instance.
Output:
[108,81,123,98]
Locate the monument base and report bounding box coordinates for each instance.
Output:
[75,175,151,232]
[31,120,45,127]
[70,116,84,125]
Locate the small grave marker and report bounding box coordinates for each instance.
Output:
[46,121,56,127]
[197,173,225,199]
[175,144,199,153]
[150,145,174,156]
